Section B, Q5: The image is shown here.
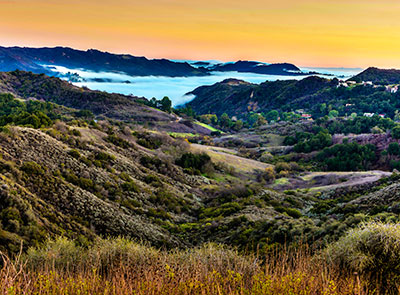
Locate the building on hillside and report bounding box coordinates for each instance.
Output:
[363,113,374,117]
[301,113,312,121]
[337,81,349,88]
[386,85,398,93]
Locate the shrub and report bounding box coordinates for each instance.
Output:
[106,134,131,148]
[275,162,291,173]
[93,151,115,168]
[144,174,160,184]
[119,172,132,182]
[21,161,45,175]
[258,167,276,183]
[274,206,302,218]
[387,142,400,156]
[391,126,400,139]
[135,132,162,149]
[325,221,400,292]
[71,129,81,137]
[175,152,211,174]
[68,149,81,159]
[121,181,140,193]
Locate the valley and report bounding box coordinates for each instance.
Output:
[1,63,400,293]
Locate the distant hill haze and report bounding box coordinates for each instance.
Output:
[0,46,209,77]
[210,61,303,75]
[0,46,306,77]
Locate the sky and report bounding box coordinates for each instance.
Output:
[1,0,400,68]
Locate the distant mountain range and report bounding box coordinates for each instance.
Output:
[0,46,208,77]
[0,46,310,77]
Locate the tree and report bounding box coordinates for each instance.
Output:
[392,126,400,139]
[233,120,243,131]
[219,113,231,128]
[265,110,279,122]
[388,142,400,156]
[320,103,327,115]
[328,110,339,118]
[160,96,172,113]
[394,110,400,122]
[149,97,158,108]
[247,113,266,127]
[200,114,218,125]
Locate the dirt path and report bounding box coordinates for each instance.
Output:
[305,171,392,191]
[272,171,392,191]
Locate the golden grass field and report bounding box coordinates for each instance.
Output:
[0,237,379,295]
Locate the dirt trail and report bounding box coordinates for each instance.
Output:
[272,171,392,191]
[305,171,392,191]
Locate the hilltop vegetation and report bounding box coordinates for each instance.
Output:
[187,74,400,122]
[349,67,400,84]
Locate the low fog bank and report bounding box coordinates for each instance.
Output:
[45,65,362,106]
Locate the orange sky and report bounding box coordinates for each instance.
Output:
[1,0,400,68]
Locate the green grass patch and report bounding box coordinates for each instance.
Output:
[168,132,196,138]
[273,177,290,186]
[194,122,223,133]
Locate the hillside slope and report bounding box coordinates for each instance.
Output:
[0,125,210,251]
[0,70,213,134]
[187,76,336,117]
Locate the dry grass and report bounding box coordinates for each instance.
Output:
[0,237,377,295]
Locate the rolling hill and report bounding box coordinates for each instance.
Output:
[348,67,400,84]
[186,76,336,117]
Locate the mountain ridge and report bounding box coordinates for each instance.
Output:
[0,46,209,77]
[0,46,307,78]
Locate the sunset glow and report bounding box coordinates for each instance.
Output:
[1,0,400,67]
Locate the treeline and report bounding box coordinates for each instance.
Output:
[145,96,172,113]
[306,84,400,119]
[178,105,286,131]
[317,141,377,171]
[316,115,396,135]
[0,93,55,129]
[284,128,332,153]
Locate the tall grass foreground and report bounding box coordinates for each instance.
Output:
[0,237,373,295]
